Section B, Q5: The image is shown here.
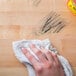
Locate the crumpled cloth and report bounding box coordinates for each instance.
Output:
[12,39,73,76]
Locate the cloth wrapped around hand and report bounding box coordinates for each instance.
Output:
[12,39,73,76]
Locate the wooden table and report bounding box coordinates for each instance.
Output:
[0,0,76,76]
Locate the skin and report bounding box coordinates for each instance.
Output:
[22,44,65,76]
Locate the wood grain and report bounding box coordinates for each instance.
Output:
[0,0,76,76]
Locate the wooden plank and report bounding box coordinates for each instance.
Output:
[0,0,76,76]
[73,67,76,76]
[0,67,28,76]
[59,37,76,67]
[0,39,24,67]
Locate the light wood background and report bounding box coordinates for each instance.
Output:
[0,0,76,76]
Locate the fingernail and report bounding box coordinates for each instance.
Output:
[21,47,25,50]
[21,48,27,53]
[52,51,56,56]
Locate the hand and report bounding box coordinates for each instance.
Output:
[22,44,65,76]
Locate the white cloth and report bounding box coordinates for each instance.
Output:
[12,39,73,76]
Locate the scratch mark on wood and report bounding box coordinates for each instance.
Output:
[36,11,66,35]
[33,0,41,6]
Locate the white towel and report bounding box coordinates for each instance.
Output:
[12,39,73,76]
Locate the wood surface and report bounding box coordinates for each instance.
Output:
[0,0,76,76]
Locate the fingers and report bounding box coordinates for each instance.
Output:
[22,44,62,69]
[40,47,54,62]
[30,44,48,63]
[40,47,62,68]
[51,52,62,68]
[22,47,45,71]
[22,48,39,67]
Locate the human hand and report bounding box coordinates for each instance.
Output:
[22,44,65,76]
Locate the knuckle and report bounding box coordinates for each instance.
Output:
[28,55,33,60]
[46,63,51,69]
[54,62,60,68]
[36,50,42,55]
[46,51,50,55]
[53,53,56,57]
[26,52,33,60]
[44,62,52,69]
[49,61,53,65]
[57,64,61,68]
[36,66,43,73]
[54,53,57,57]
[56,63,59,67]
